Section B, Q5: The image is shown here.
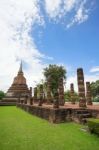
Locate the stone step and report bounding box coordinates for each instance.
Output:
[1,100,17,102]
[73,110,92,124]
[81,117,92,124]
[0,102,16,106]
[78,113,91,118]
[75,110,90,114]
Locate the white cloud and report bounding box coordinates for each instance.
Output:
[0,0,95,92]
[67,0,90,28]
[75,8,88,23]
[85,74,99,83]
[45,0,62,18]
[64,0,76,12]
[0,0,46,92]
[45,0,92,27]
[90,66,99,73]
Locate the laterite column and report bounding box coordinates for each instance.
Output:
[30,87,32,98]
[70,83,75,104]
[86,82,93,105]
[34,87,37,102]
[47,76,52,104]
[53,91,59,108]
[77,68,86,107]
[58,77,65,106]
[38,84,43,106]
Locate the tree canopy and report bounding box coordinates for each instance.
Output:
[90,80,99,102]
[64,90,79,102]
[43,64,66,95]
[90,80,99,98]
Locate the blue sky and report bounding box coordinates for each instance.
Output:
[0,0,99,91]
[33,2,99,75]
[31,0,99,90]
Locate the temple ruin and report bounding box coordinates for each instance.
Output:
[0,63,99,124]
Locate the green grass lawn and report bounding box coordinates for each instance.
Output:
[0,107,99,150]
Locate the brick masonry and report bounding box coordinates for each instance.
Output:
[17,103,99,124]
[77,68,86,107]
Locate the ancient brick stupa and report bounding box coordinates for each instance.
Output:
[6,62,30,98]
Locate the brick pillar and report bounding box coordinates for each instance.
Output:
[24,95,28,104]
[58,77,65,106]
[47,76,52,104]
[17,97,20,103]
[86,82,93,105]
[34,87,37,102]
[21,99,24,104]
[77,68,86,107]
[30,97,33,105]
[38,84,43,106]
[30,87,32,98]
[70,83,75,104]
[53,91,59,108]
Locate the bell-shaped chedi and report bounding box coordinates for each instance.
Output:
[6,62,30,98]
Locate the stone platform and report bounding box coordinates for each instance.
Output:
[0,97,17,106]
[17,103,72,123]
[17,103,99,124]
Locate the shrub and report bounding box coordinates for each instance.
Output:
[88,119,99,136]
[92,96,99,102]
[0,91,5,100]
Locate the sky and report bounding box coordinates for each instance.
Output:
[0,0,99,92]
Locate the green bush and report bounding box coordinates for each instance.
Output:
[88,119,99,136]
[92,96,99,102]
[0,91,5,100]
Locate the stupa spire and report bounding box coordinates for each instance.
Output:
[19,61,23,73]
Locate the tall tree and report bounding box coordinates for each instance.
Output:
[43,64,66,96]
